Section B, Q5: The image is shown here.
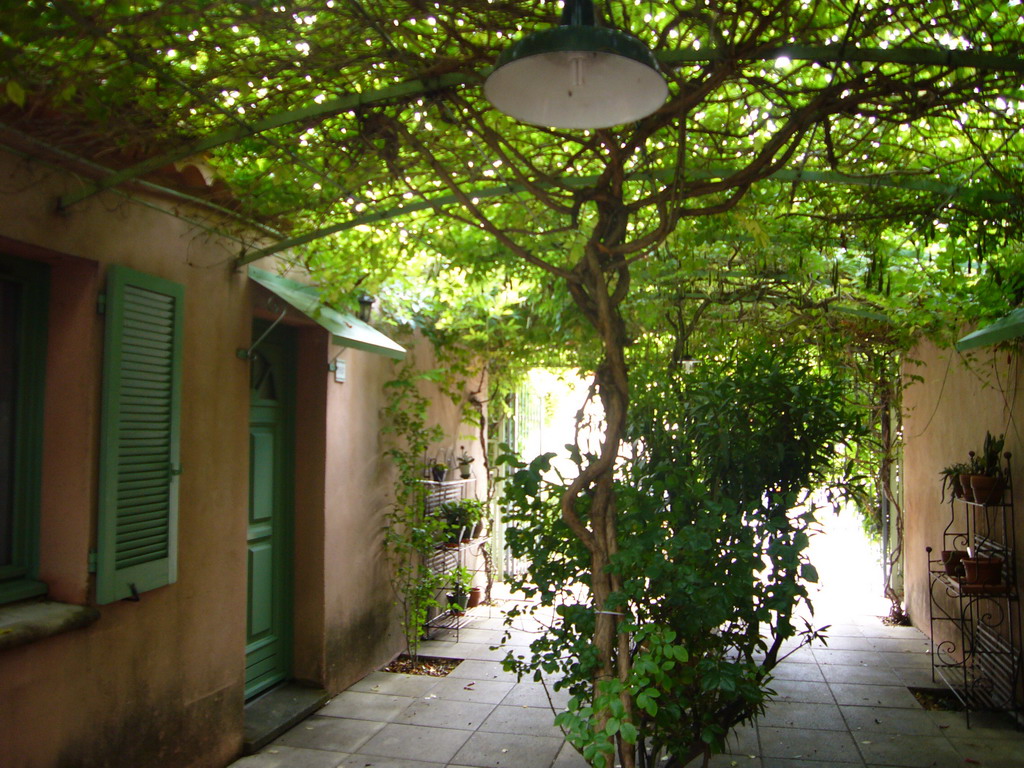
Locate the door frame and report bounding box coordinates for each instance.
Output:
[245,319,296,699]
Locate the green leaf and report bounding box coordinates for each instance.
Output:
[5,80,26,107]
[619,721,639,744]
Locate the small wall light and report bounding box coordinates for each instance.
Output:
[357,294,375,322]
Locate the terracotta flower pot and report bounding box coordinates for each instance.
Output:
[941,550,967,577]
[970,475,1005,505]
[958,474,975,502]
[962,556,1003,586]
[467,586,482,608]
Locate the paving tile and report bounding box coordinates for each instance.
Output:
[815,636,878,652]
[858,623,925,640]
[428,676,516,704]
[840,705,947,736]
[766,679,836,704]
[758,725,863,763]
[450,730,564,768]
[874,651,933,671]
[348,672,441,698]
[771,662,826,683]
[891,665,939,689]
[760,759,861,768]
[397,698,496,730]
[854,733,963,767]
[479,704,564,738]
[828,684,921,709]
[275,716,385,753]
[339,759,445,768]
[551,741,589,768]
[758,701,846,731]
[356,723,472,764]
[947,733,1024,768]
[814,649,890,667]
[776,646,819,664]
[686,754,762,768]
[819,664,901,686]
[418,641,507,662]
[500,682,571,709]
[319,691,416,722]
[231,745,349,768]
[447,659,519,682]
[925,708,1019,737]
[867,637,932,654]
[820,624,867,638]
[431,627,507,646]
[724,723,761,756]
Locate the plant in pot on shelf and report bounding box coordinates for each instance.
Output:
[429,459,448,483]
[456,446,474,479]
[439,498,486,542]
[962,552,1003,587]
[940,462,974,502]
[437,501,464,545]
[969,432,1006,505]
[447,566,473,613]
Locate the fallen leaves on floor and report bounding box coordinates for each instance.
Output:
[383,655,463,677]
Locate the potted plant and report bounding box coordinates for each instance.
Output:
[940,462,973,501]
[429,459,448,483]
[969,432,1006,504]
[456,446,474,479]
[962,554,1003,586]
[447,566,473,613]
[438,499,486,541]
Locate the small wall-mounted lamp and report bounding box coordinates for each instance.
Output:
[357,294,375,323]
[328,349,347,382]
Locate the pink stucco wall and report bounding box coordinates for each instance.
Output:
[0,150,252,768]
[902,337,1023,693]
[0,149,488,767]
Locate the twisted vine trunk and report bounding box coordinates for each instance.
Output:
[562,240,637,768]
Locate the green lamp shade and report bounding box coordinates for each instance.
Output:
[485,23,667,129]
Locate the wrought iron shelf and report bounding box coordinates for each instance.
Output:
[925,459,1022,728]
[420,479,489,641]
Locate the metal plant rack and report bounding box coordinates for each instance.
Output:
[421,480,488,641]
[926,456,1022,727]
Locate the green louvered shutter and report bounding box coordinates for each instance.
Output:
[96,266,184,604]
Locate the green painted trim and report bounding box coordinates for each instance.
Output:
[248,267,405,359]
[0,255,49,605]
[245,320,296,699]
[96,266,185,604]
[956,307,1024,351]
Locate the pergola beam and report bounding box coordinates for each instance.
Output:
[58,45,1022,211]
[237,166,1020,265]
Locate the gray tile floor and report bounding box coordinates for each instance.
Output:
[232,593,1024,768]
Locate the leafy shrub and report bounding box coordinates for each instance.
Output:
[502,346,860,766]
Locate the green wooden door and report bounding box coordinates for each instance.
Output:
[245,322,295,699]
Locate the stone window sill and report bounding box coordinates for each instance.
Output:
[0,599,100,652]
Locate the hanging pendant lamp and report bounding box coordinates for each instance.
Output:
[484,0,667,130]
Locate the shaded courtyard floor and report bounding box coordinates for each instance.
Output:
[232,588,1024,768]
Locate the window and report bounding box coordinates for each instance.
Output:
[95,266,184,604]
[0,255,49,604]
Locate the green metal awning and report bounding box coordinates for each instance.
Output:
[955,307,1024,352]
[249,266,406,360]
